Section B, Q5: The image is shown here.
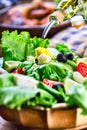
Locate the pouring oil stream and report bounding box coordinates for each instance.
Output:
[42,20,56,39]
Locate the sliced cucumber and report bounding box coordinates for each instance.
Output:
[4,60,21,72]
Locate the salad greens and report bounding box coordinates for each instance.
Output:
[38,82,65,102]
[55,44,72,55]
[25,36,49,57]
[1,31,28,61]
[65,78,87,115]
[1,30,87,115]
[1,30,50,62]
[0,74,56,109]
[23,61,73,81]
[0,73,15,88]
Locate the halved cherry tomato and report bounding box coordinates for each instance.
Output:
[43,78,54,87]
[43,78,63,88]
[13,68,24,74]
[76,62,87,77]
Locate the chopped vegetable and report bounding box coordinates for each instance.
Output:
[0,74,57,109]
[43,78,63,88]
[66,60,77,70]
[34,88,57,107]
[55,44,72,55]
[0,73,15,88]
[35,47,52,58]
[73,71,85,83]
[26,37,50,57]
[26,62,73,81]
[38,82,65,102]
[64,78,79,92]
[0,86,40,110]
[43,78,57,87]
[13,68,24,74]
[4,60,21,72]
[37,54,51,65]
[14,74,38,87]
[76,62,87,77]
[76,57,87,65]
[1,31,50,63]
[1,30,87,115]
[47,48,59,59]
[65,78,87,115]
[1,31,29,62]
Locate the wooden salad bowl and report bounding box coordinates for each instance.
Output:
[0,104,87,130]
[0,5,87,129]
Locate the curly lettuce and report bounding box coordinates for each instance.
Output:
[1,31,29,61]
[1,31,50,63]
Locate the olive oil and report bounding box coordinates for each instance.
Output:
[42,0,86,38]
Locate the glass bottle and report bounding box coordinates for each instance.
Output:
[42,0,86,38]
[49,0,84,25]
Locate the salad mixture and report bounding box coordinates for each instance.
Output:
[0,31,87,115]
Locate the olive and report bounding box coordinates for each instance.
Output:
[35,58,38,64]
[57,53,67,63]
[53,83,64,91]
[65,53,74,60]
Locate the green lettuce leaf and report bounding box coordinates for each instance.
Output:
[26,62,73,81]
[1,31,30,61]
[0,73,15,88]
[65,79,87,115]
[27,88,57,107]
[0,84,56,109]
[0,72,57,109]
[25,37,50,57]
[1,31,50,63]
[0,85,39,110]
[55,44,72,55]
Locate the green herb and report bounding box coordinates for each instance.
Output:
[55,44,72,55]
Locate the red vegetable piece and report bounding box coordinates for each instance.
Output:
[43,78,55,87]
[13,68,24,74]
[43,78,63,88]
[76,62,87,77]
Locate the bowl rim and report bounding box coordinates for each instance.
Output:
[0,103,74,111]
[29,103,74,111]
[0,20,71,30]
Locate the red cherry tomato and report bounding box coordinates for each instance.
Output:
[13,68,24,74]
[43,78,63,88]
[43,78,55,87]
[76,62,87,77]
